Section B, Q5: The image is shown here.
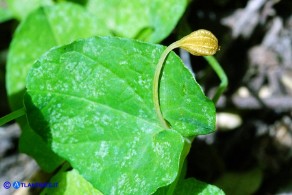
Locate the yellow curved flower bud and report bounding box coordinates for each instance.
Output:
[175,29,219,56]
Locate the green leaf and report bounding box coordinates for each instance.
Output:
[214,168,263,195]
[24,36,215,194]
[41,169,103,195]
[6,2,110,172]
[7,0,53,20]
[85,0,188,43]
[174,178,225,195]
[0,0,13,22]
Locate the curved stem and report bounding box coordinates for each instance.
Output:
[153,42,179,129]
[203,56,228,104]
[0,107,26,126]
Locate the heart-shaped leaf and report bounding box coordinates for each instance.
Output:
[24,36,215,194]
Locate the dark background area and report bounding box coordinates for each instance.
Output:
[183,0,292,194]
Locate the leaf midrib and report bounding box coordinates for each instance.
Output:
[27,89,163,130]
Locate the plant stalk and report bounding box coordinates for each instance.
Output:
[153,42,179,129]
[0,107,26,126]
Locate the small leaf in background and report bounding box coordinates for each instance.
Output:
[7,0,53,20]
[0,0,13,22]
[214,168,263,195]
[174,178,225,195]
[6,2,110,172]
[41,169,103,195]
[85,0,188,43]
[24,36,215,194]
